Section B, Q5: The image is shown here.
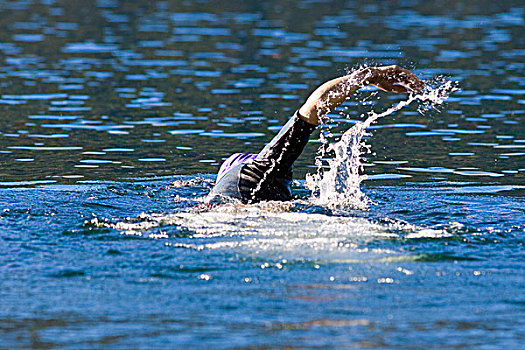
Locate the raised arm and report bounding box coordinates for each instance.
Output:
[298,65,425,125]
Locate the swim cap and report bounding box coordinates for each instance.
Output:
[216,152,257,183]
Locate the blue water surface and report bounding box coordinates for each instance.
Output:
[1,178,523,348]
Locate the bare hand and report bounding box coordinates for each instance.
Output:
[367,65,424,93]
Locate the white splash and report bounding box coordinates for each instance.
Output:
[88,203,451,261]
[306,78,458,209]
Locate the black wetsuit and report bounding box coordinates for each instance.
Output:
[209,111,316,203]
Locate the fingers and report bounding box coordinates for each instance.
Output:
[410,77,425,93]
[402,77,425,94]
[380,66,425,93]
[392,83,409,93]
[397,69,425,93]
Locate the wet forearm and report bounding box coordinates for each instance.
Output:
[298,68,374,125]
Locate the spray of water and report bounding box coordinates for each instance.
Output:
[306,77,458,209]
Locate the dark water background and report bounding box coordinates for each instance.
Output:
[0,0,524,348]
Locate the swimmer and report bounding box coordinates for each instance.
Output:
[208,65,424,203]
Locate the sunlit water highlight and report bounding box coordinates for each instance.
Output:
[89,199,451,261]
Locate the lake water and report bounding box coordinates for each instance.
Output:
[0,0,524,348]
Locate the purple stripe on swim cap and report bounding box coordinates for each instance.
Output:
[216,152,257,182]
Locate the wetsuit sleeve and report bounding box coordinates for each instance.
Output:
[255,110,317,177]
[237,110,317,202]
